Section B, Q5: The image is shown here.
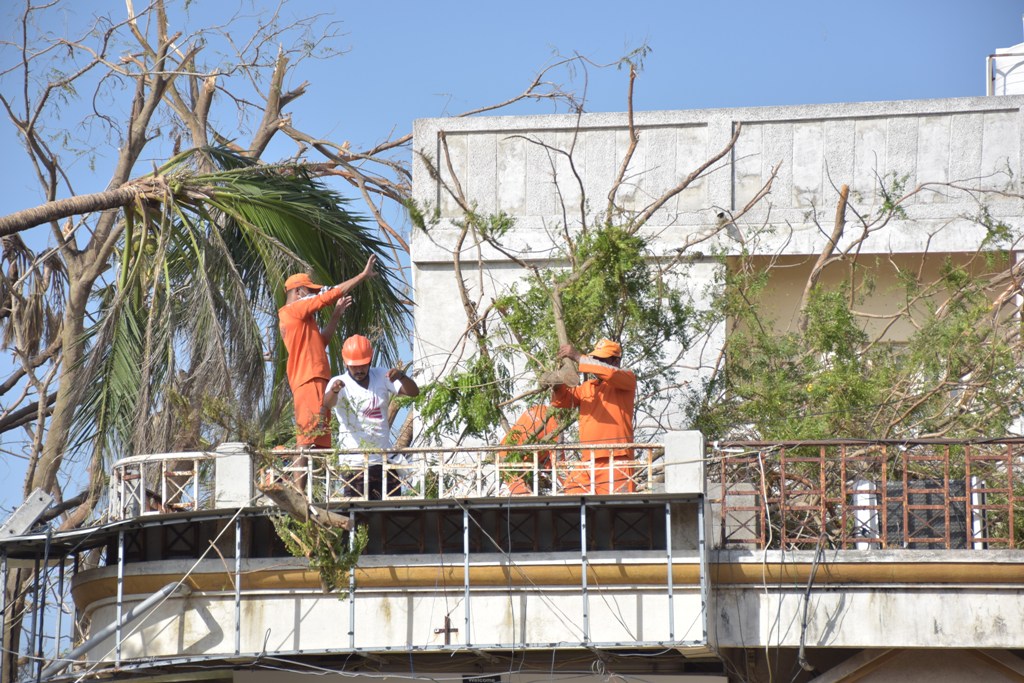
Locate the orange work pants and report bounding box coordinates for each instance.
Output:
[562,454,635,494]
[293,378,331,448]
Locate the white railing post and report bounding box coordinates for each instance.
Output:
[663,431,706,495]
[215,443,253,508]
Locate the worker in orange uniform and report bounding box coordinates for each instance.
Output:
[278,255,377,448]
[550,338,636,494]
[500,405,560,495]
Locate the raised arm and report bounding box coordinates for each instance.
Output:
[282,256,380,320]
[334,254,378,295]
[320,295,352,345]
[551,344,583,407]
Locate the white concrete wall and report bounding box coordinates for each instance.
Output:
[214,442,253,507]
[711,550,1024,650]
[412,96,1024,260]
[81,587,706,659]
[70,550,1024,666]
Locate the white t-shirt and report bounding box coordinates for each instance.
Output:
[330,368,403,464]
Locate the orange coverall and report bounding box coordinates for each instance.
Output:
[551,357,636,494]
[279,287,348,447]
[500,405,560,495]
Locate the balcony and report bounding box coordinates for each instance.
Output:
[6,434,1024,682]
[106,437,1023,553]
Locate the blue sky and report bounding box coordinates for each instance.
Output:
[0,0,1022,509]
[299,0,1024,143]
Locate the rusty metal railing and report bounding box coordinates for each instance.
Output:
[711,439,1023,550]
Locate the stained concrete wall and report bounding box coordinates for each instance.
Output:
[72,555,706,663]
[412,96,1024,260]
[68,551,1024,667]
[712,549,1024,650]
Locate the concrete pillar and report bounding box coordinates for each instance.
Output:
[214,442,253,508]
[662,430,705,495]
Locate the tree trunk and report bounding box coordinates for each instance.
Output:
[0,186,141,238]
[26,275,92,497]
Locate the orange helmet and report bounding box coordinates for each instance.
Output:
[342,334,373,365]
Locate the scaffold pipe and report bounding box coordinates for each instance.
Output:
[39,581,191,679]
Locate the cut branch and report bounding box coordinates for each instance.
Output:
[257,477,352,531]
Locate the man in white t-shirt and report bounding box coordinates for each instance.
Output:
[320,334,419,499]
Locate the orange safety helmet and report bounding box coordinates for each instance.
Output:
[342,334,373,365]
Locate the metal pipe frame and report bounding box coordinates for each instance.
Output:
[34,529,51,683]
[348,512,357,649]
[27,554,39,673]
[665,501,675,642]
[580,499,589,643]
[698,496,709,644]
[115,530,124,665]
[462,505,471,647]
[234,517,242,656]
[39,582,191,680]
[55,555,65,673]
[0,549,6,673]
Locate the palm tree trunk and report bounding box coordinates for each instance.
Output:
[0,184,149,238]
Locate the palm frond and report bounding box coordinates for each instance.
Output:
[69,146,409,470]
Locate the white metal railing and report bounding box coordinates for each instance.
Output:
[108,451,215,520]
[259,443,664,504]
[108,444,665,520]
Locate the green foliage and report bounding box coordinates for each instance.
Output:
[878,172,910,220]
[417,354,512,442]
[414,218,692,442]
[476,211,517,241]
[975,205,1013,246]
[498,224,692,397]
[415,220,696,444]
[273,515,369,595]
[688,248,1024,441]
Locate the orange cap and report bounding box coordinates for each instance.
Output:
[589,338,622,359]
[284,273,323,291]
[342,334,373,365]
